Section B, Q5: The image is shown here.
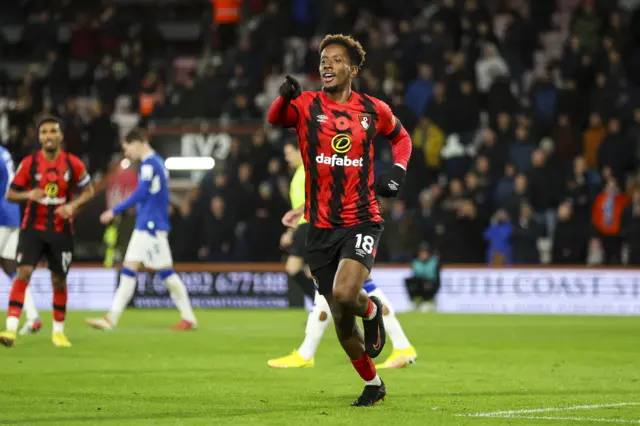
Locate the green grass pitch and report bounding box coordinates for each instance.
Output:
[0,310,638,425]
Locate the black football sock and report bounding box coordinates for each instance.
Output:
[291,271,316,298]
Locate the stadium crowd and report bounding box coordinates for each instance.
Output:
[1,0,640,265]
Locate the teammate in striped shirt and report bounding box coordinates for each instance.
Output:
[268,141,417,369]
[267,34,412,406]
[0,116,95,348]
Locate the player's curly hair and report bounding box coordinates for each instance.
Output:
[319,34,366,68]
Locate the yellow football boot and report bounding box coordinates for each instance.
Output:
[267,350,314,368]
[0,330,17,347]
[376,346,417,369]
[52,333,72,347]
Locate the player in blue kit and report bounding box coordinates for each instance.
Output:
[0,146,41,335]
[86,129,197,331]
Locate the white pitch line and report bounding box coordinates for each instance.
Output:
[459,402,640,417]
[486,415,640,424]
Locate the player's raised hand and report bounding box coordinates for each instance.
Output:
[279,75,302,100]
[375,165,406,198]
[99,209,115,225]
[282,207,304,228]
[27,188,46,202]
[55,204,75,219]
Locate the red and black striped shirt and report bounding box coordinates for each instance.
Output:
[11,150,90,233]
[268,90,412,229]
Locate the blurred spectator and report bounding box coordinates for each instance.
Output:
[415,188,438,245]
[45,50,69,110]
[405,242,440,311]
[441,134,472,179]
[86,102,119,176]
[24,11,58,60]
[503,173,529,220]
[571,2,601,54]
[228,163,256,223]
[222,93,261,123]
[531,70,557,134]
[448,80,480,141]
[412,117,444,180]
[473,155,492,189]
[552,201,587,264]
[139,71,163,118]
[494,163,516,207]
[484,209,512,265]
[475,43,508,98]
[597,118,633,185]
[425,82,447,132]
[70,11,97,60]
[566,156,600,229]
[631,108,640,163]
[583,112,607,169]
[405,63,434,117]
[509,125,536,174]
[464,170,489,219]
[527,150,558,235]
[247,182,288,261]
[622,187,640,265]
[173,74,203,119]
[94,55,119,110]
[450,200,484,263]
[384,200,418,262]
[511,203,543,264]
[213,0,242,50]
[200,196,236,261]
[550,114,580,167]
[1,0,639,265]
[591,177,629,265]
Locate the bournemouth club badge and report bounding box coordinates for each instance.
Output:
[358,113,371,130]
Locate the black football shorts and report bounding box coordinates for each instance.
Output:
[306,221,383,296]
[287,223,309,259]
[16,229,74,278]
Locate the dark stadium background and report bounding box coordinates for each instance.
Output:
[0,2,639,424]
[1,0,640,267]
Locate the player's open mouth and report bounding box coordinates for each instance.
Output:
[322,73,335,84]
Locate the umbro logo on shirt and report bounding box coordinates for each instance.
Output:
[317,115,328,123]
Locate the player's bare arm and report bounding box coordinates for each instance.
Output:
[6,187,46,203]
[99,209,115,225]
[282,206,304,228]
[56,182,95,219]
